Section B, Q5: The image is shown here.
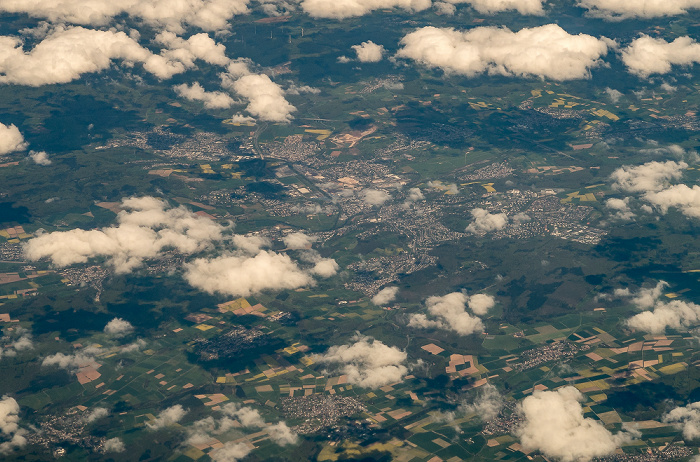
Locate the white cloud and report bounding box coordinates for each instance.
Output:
[605,197,635,220]
[466,208,508,234]
[622,35,700,78]
[282,232,316,249]
[458,383,503,421]
[0,27,236,86]
[42,350,99,373]
[209,442,252,462]
[446,0,545,15]
[627,299,700,334]
[121,338,147,353]
[664,402,700,440]
[29,150,51,165]
[0,397,21,435]
[183,251,315,297]
[372,286,399,306]
[155,31,230,67]
[645,184,700,218]
[285,83,321,95]
[103,437,126,453]
[147,405,187,430]
[434,2,457,14]
[604,87,623,103]
[361,189,391,206]
[104,318,134,337]
[611,160,686,193]
[516,386,631,462]
[352,41,385,62]
[512,212,531,225]
[610,160,700,220]
[579,0,700,20]
[0,0,250,31]
[406,187,424,202]
[0,27,154,86]
[268,422,298,446]
[84,407,109,423]
[397,24,611,81]
[408,292,485,335]
[468,293,495,315]
[24,196,224,273]
[309,257,340,278]
[0,123,28,155]
[0,329,33,360]
[187,404,296,453]
[228,73,296,123]
[0,396,26,455]
[232,235,270,254]
[174,82,235,109]
[314,335,409,389]
[222,403,266,428]
[300,0,431,19]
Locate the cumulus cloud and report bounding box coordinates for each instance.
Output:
[0,396,26,455]
[466,208,508,234]
[0,123,28,155]
[609,160,700,219]
[314,335,409,389]
[0,27,155,85]
[605,87,623,103]
[268,422,298,446]
[103,437,126,453]
[285,83,321,95]
[611,160,686,193]
[0,26,237,86]
[406,187,424,203]
[84,407,109,423]
[467,293,496,315]
[622,35,700,78]
[516,386,631,462]
[147,405,187,430]
[187,403,296,451]
[408,292,485,335]
[645,184,700,218]
[104,318,134,337]
[283,232,316,249]
[42,348,100,373]
[627,299,700,334]
[579,0,700,20]
[352,41,385,62]
[232,235,270,254]
[434,1,457,14]
[155,31,230,67]
[606,197,635,220]
[0,0,250,31]
[24,196,224,273]
[397,24,611,81]
[309,257,340,278]
[664,402,700,440]
[184,251,315,297]
[0,328,33,360]
[446,0,545,15]
[28,150,51,165]
[227,73,296,122]
[459,383,504,421]
[174,82,235,109]
[372,286,399,306]
[300,0,431,19]
[361,189,391,206]
[210,442,252,462]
